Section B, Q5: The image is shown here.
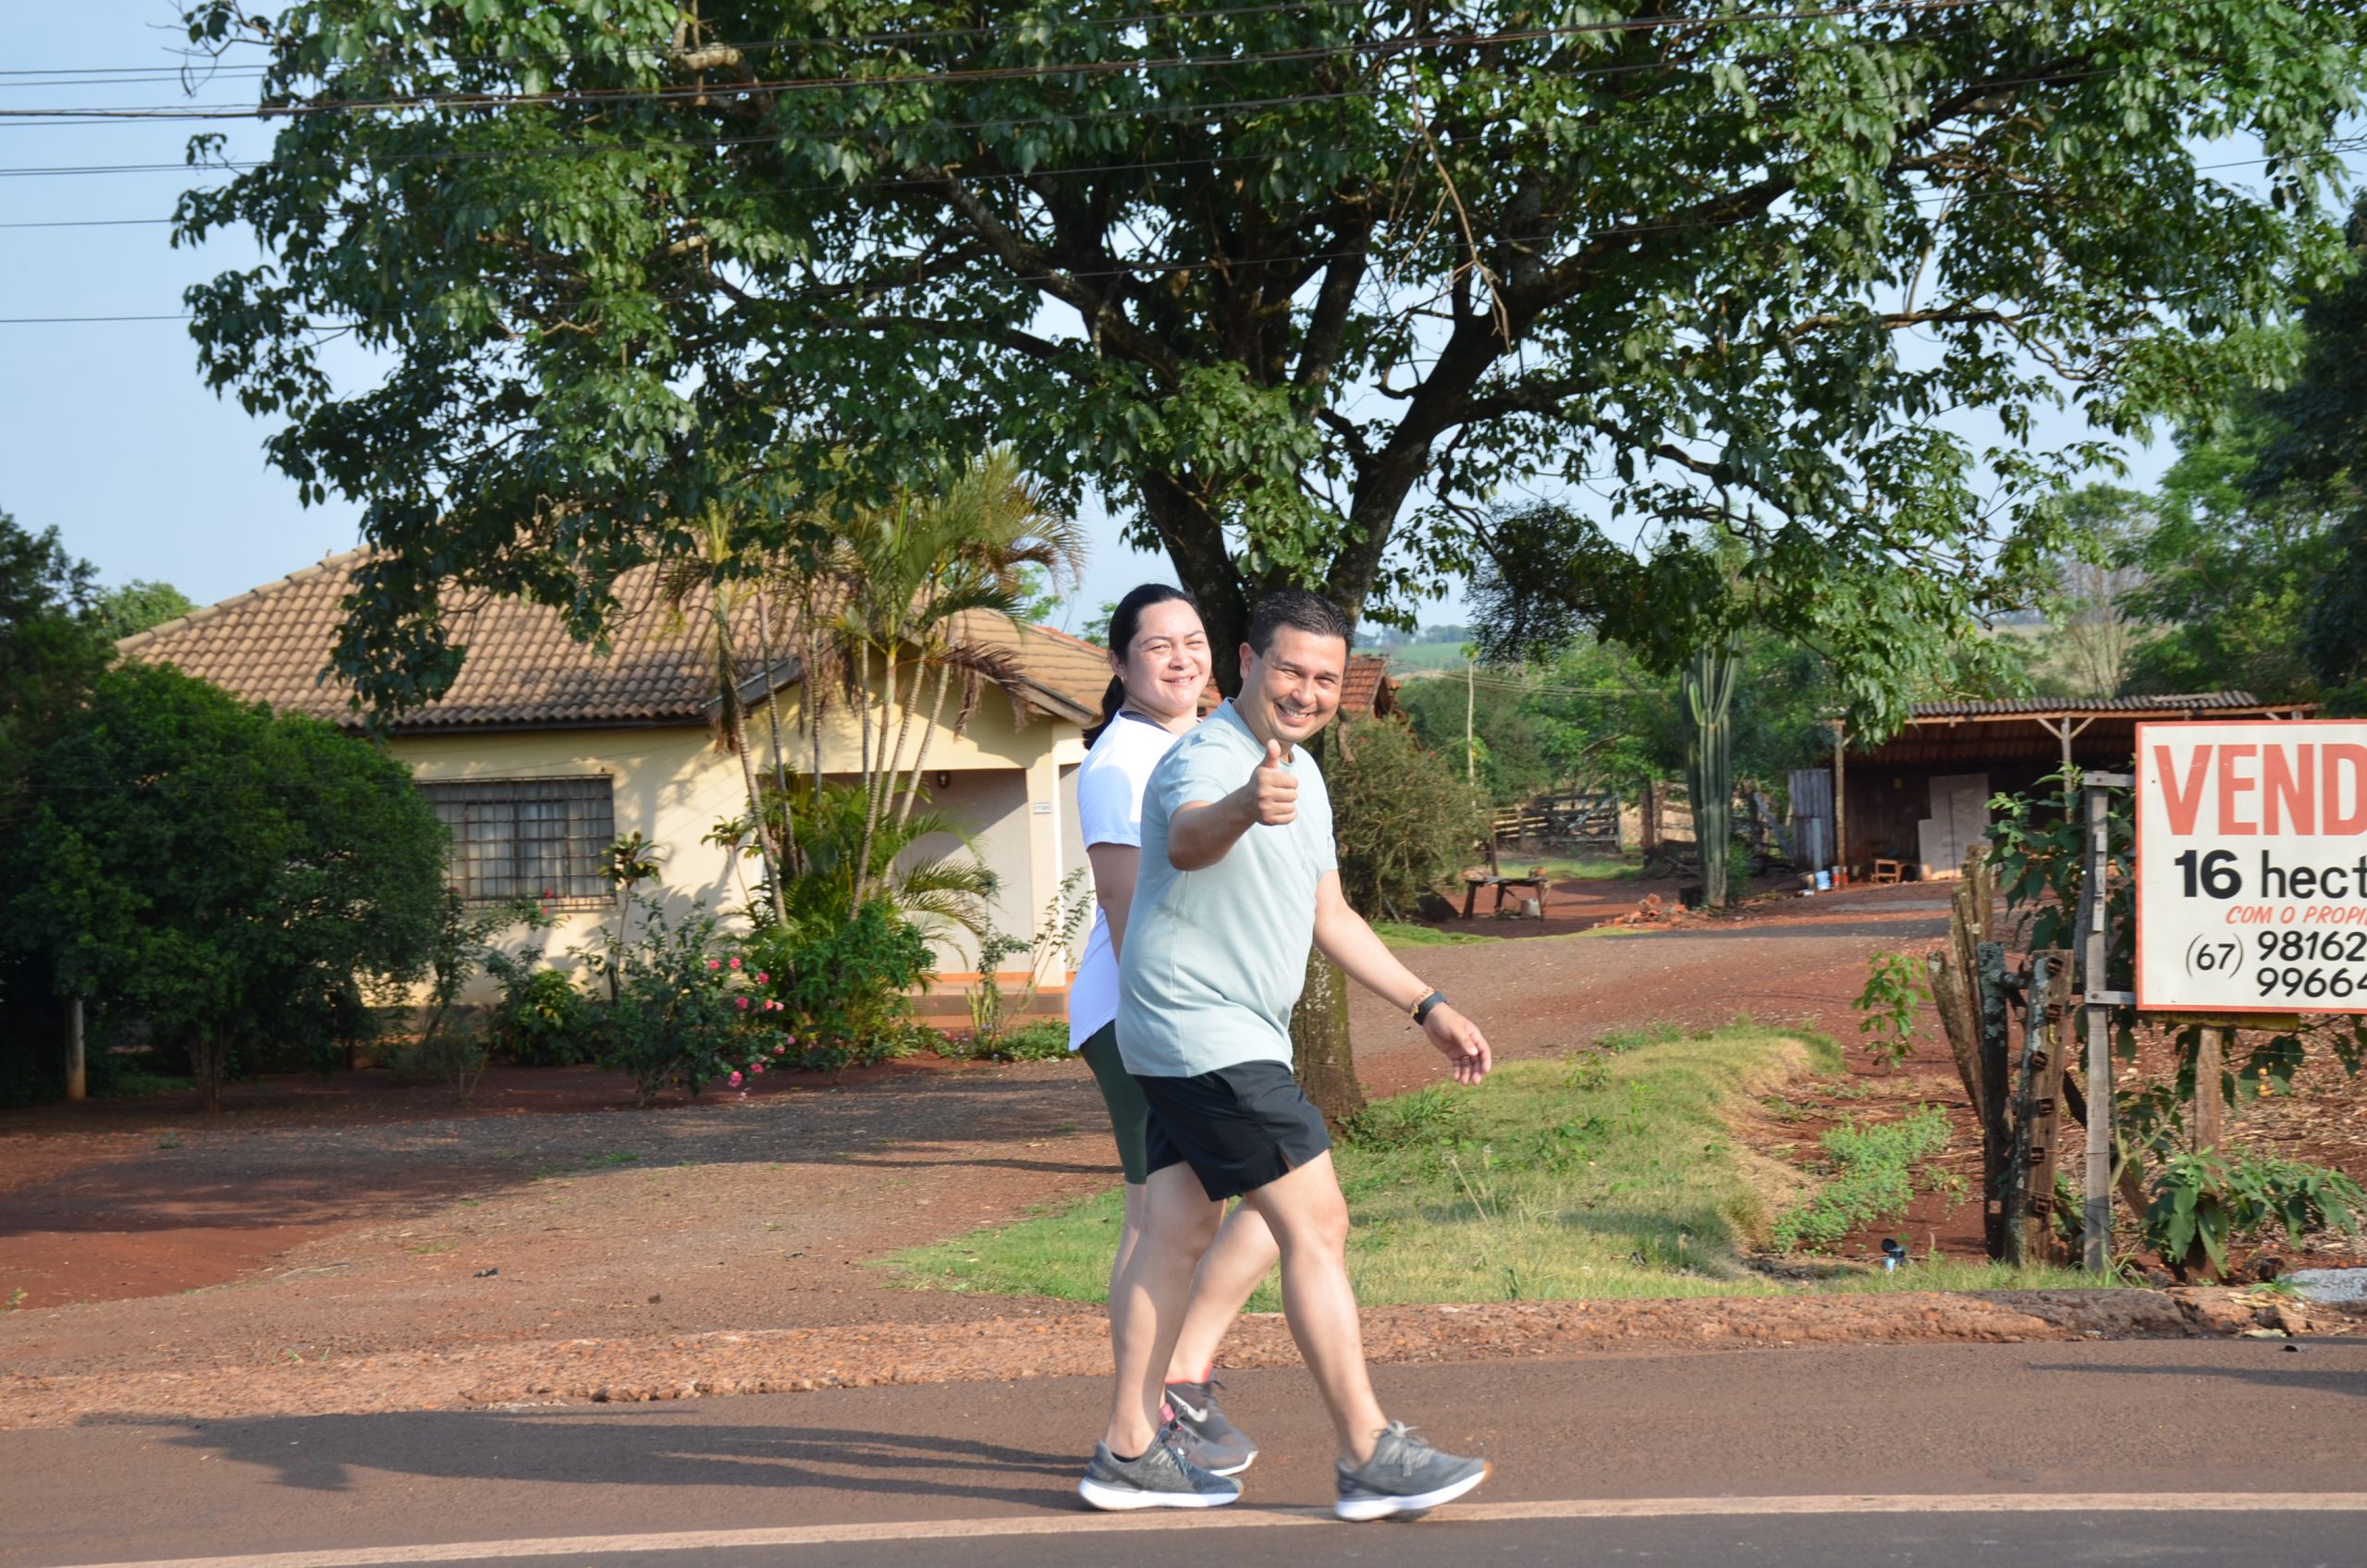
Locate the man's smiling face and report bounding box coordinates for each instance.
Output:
[1236,624,1347,753]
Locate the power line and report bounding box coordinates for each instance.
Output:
[0,0,1981,99]
[0,0,1998,127]
[0,53,2175,181]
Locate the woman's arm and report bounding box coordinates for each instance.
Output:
[1086,842,1142,959]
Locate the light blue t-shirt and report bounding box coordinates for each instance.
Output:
[1115,700,1338,1077]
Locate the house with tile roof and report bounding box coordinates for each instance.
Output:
[117,551,1110,1003]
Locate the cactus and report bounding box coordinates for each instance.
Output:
[1684,639,1739,908]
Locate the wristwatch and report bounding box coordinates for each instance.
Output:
[1411,988,1449,1025]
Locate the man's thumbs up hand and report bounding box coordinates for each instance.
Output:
[1242,737,1298,827]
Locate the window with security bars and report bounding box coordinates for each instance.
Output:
[420,777,616,903]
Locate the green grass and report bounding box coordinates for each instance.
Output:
[887,1024,1864,1306]
[1771,1107,1956,1253]
[1368,922,1497,947]
[1525,855,1645,882]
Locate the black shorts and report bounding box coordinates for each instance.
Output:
[1135,1060,1332,1201]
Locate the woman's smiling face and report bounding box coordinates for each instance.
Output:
[1118,597,1211,723]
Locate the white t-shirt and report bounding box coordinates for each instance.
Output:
[1068,711,1187,1048]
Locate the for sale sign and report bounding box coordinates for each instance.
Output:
[2136,721,2367,1011]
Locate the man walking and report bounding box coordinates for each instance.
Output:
[1078,590,1495,1521]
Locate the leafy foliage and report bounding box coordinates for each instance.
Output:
[90,581,197,643]
[0,512,106,824]
[575,893,762,1104]
[1854,951,1934,1070]
[1327,716,1490,920]
[1984,777,2367,1272]
[1772,1107,1954,1253]
[175,0,2367,720]
[2147,1151,2365,1280]
[743,901,936,1073]
[481,955,596,1066]
[2,662,450,1110]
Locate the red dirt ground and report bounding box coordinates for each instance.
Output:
[4,877,2361,1429]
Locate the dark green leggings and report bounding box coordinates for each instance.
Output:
[1078,1022,1152,1185]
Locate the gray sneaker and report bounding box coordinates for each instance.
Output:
[1163,1377,1257,1476]
[1334,1421,1490,1521]
[1078,1428,1245,1511]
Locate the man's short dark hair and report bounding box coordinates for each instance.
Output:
[1246,589,1352,657]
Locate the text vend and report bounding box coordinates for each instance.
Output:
[2155,740,2367,923]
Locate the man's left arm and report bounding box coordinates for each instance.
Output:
[1310,871,1491,1085]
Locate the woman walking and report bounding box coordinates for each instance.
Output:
[1070,583,1280,1507]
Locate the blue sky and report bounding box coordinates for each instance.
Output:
[4,4,2243,640]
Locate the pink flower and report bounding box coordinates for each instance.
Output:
[707,960,720,970]
[751,1062,766,1074]
[771,1044,785,1055]
[729,957,742,969]
[755,972,769,983]
[785,1035,797,1047]
[728,1071,743,1086]
[735,996,750,1010]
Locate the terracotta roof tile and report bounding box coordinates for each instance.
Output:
[120,550,1103,731]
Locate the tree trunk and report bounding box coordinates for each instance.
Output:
[194,1028,227,1114]
[1285,726,1366,1121]
[1292,951,1366,1128]
[895,659,953,831]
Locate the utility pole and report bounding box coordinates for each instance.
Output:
[1464,655,1476,784]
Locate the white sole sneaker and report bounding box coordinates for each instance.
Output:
[1333,1460,1491,1522]
[1207,1451,1257,1478]
[1078,1476,1243,1511]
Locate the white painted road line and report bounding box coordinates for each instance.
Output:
[43,1492,2367,1568]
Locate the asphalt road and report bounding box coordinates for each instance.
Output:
[8,1337,2363,1568]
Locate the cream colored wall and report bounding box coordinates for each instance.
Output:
[393,695,1088,1001]
[395,726,750,995]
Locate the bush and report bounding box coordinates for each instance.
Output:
[743,901,935,1073]
[1326,717,1490,920]
[380,1027,489,1094]
[578,895,769,1103]
[944,1019,1073,1063]
[483,958,595,1065]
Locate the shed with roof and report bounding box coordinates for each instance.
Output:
[1815,693,2316,878]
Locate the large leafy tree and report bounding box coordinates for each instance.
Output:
[178,0,2362,729]
[3,664,450,1110]
[0,513,107,821]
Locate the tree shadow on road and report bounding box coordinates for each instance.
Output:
[131,1407,1081,1508]
[2030,1357,2367,1402]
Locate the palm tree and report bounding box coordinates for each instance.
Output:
[659,507,794,925]
[791,452,1085,904]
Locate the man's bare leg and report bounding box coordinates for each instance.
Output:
[1102,1163,1221,1458]
[1164,1201,1279,1383]
[1107,1182,1146,1308]
[1239,1150,1386,1465]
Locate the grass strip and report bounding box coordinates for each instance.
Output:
[888,1023,2087,1306]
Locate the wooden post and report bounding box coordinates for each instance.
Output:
[2193,1027,2226,1154]
[66,997,86,1102]
[1830,720,1848,876]
[2015,952,2073,1264]
[1639,778,1661,857]
[1977,940,2012,1259]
